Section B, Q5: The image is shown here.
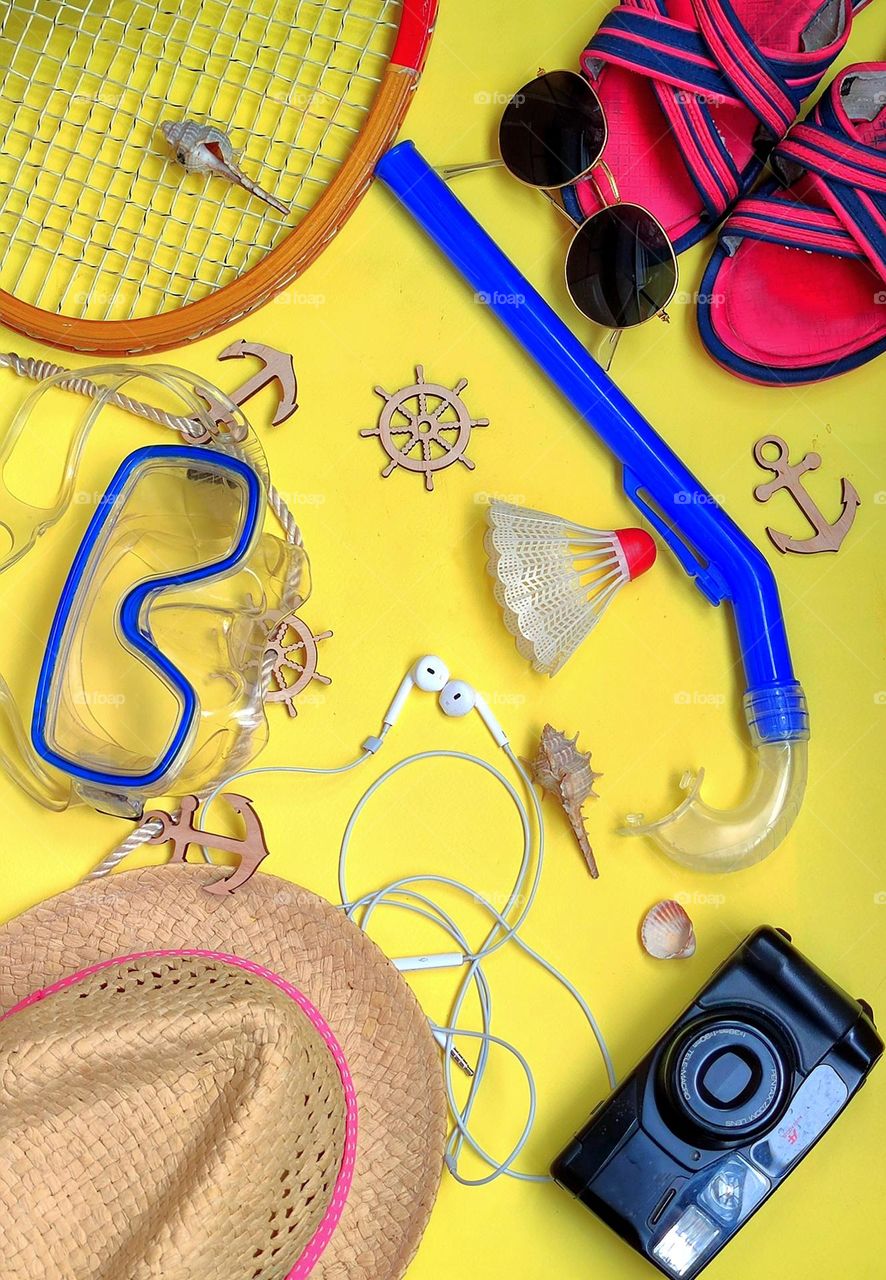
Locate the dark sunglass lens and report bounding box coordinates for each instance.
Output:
[499,71,605,189]
[565,204,676,328]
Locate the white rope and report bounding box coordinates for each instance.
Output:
[84,815,166,881]
[266,479,303,547]
[0,352,204,436]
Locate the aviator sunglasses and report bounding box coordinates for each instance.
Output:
[495,70,678,329]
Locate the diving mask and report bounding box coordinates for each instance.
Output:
[0,364,308,818]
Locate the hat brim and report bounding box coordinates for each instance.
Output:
[0,865,446,1280]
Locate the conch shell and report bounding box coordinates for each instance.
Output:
[160,119,290,216]
[640,899,696,959]
[528,724,602,877]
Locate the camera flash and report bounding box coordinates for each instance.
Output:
[653,1206,720,1277]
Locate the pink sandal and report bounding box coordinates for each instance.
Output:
[698,63,886,384]
[561,0,863,254]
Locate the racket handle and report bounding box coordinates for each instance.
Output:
[376,142,807,746]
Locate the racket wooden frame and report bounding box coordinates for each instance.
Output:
[0,0,438,357]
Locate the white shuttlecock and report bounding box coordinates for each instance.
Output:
[484,501,656,676]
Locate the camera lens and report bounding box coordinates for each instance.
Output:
[661,1016,792,1143]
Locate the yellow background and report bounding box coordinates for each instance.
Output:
[1,2,884,1278]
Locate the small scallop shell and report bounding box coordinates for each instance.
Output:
[641,899,696,960]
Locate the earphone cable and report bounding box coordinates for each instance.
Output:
[198,731,614,1183]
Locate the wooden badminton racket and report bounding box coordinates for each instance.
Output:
[0,0,436,355]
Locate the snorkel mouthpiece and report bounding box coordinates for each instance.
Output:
[623,684,810,873]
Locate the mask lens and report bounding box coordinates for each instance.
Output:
[565,203,677,328]
[499,70,605,189]
[35,449,262,792]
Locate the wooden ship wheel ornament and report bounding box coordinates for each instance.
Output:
[264,613,333,717]
[361,365,489,491]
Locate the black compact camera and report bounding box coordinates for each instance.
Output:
[553,927,882,1278]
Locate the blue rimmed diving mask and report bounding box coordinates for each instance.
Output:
[0,365,308,818]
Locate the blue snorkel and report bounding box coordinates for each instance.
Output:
[377,142,809,872]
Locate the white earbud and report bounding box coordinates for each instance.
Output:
[383,654,450,728]
[439,679,509,748]
[379,658,509,750]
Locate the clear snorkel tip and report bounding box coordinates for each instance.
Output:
[621,684,810,874]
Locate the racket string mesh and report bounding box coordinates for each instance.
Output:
[0,0,401,320]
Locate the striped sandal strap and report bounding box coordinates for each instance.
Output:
[582,0,852,220]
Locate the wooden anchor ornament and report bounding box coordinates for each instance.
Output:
[144,793,271,895]
[192,339,299,434]
[361,365,489,492]
[264,613,333,717]
[218,340,299,425]
[753,435,860,555]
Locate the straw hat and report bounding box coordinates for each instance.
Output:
[0,865,447,1280]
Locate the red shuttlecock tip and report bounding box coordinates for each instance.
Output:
[615,527,657,580]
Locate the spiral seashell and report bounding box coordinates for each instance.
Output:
[528,724,602,877]
[159,119,289,215]
[640,899,696,960]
